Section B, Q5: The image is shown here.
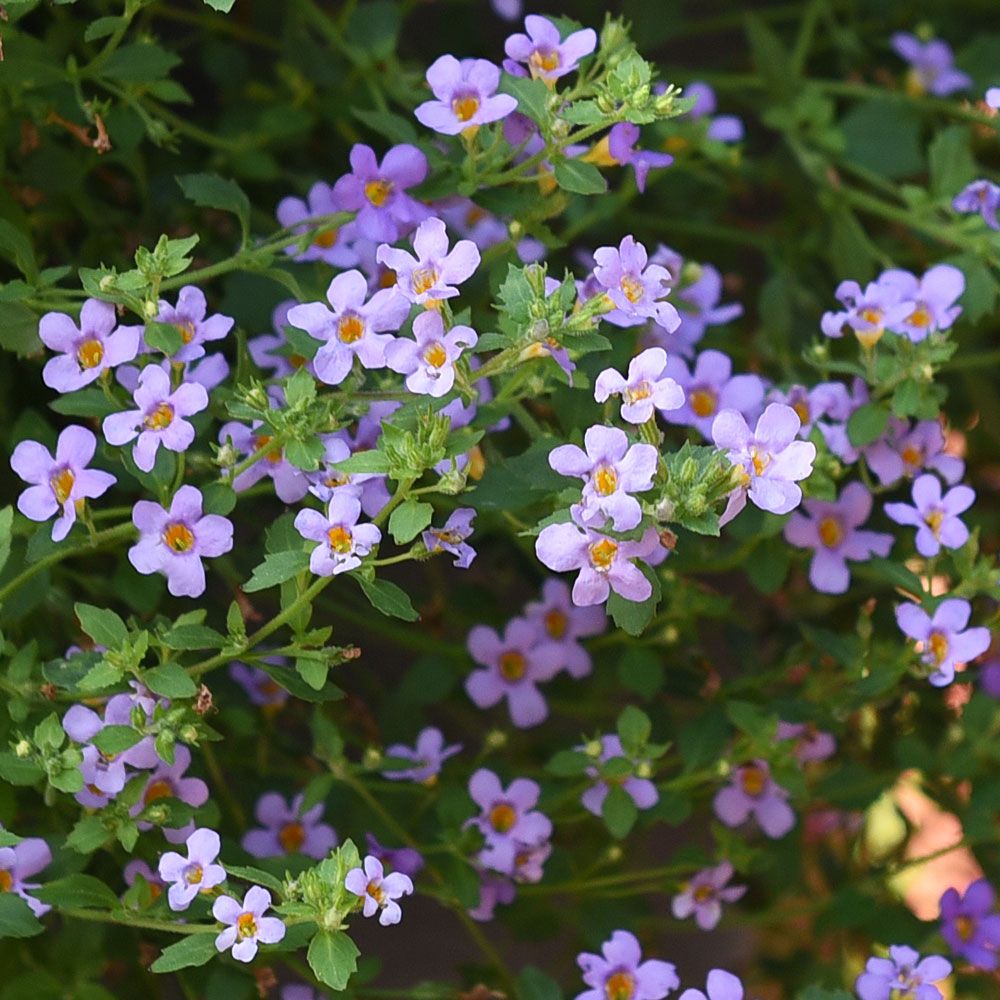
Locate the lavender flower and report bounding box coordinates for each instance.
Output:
[40,299,141,393]
[662,349,765,440]
[988,88,1000,110]
[523,578,606,678]
[415,56,517,135]
[671,862,747,930]
[242,792,336,859]
[465,617,562,728]
[157,827,226,911]
[467,768,552,875]
[129,486,234,598]
[592,236,680,331]
[784,482,894,594]
[365,833,424,879]
[939,878,1000,969]
[576,929,679,1000]
[0,839,52,917]
[503,15,596,83]
[219,417,309,503]
[865,419,964,487]
[536,521,661,607]
[332,143,429,243]
[287,269,409,385]
[133,744,209,843]
[422,508,477,568]
[12,426,116,541]
[213,886,286,962]
[878,265,964,341]
[820,279,913,347]
[884,474,975,557]
[594,348,685,424]
[249,301,310,379]
[294,493,381,576]
[768,382,851,437]
[891,33,971,96]
[953,180,1000,230]
[580,735,658,817]
[345,854,414,926]
[684,82,745,142]
[154,286,234,363]
[229,657,290,708]
[679,970,747,1000]
[604,122,674,193]
[549,425,658,531]
[776,721,836,764]
[713,760,795,838]
[492,0,521,20]
[895,598,990,687]
[383,727,462,784]
[377,217,480,306]
[103,364,208,472]
[308,434,390,517]
[855,945,951,1000]
[276,180,358,267]
[385,308,477,397]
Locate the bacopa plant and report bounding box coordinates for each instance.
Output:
[0,1,999,998]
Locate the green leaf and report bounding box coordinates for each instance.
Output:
[103,42,182,83]
[49,389,120,418]
[546,750,591,777]
[0,301,42,357]
[177,173,251,243]
[84,15,126,41]
[161,624,226,650]
[616,705,652,750]
[846,402,890,447]
[143,663,198,698]
[553,159,607,195]
[0,894,44,939]
[75,603,127,648]
[33,874,118,910]
[0,220,37,280]
[928,125,977,199]
[499,74,551,126]
[221,864,283,894]
[307,929,360,991]
[331,450,391,475]
[285,436,325,473]
[602,783,638,839]
[388,500,433,545]
[745,13,796,102]
[255,657,344,704]
[150,933,219,973]
[244,550,310,592]
[352,108,418,145]
[79,659,123,693]
[355,576,419,622]
[91,725,142,756]
[203,0,237,10]
[143,321,184,356]
[617,646,665,699]
[66,815,111,854]
[0,753,44,786]
[517,965,563,1000]
[0,505,12,577]
[841,100,923,180]
[296,658,328,691]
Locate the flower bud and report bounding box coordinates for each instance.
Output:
[14,739,31,758]
[584,739,603,758]
[635,761,653,779]
[484,729,507,751]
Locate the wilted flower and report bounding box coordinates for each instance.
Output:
[422,508,477,568]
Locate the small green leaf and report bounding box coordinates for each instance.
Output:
[34,874,118,910]
[161,624,226,650]
[0,894,44,939]
[616,705,652,750]
[222,865,283,894]
[846,403,889,447]
[355,576,419,621]
[91,726,142,756]
[244,550,310,592]
[143,663,198,698]
[150,933,219,973]
[546,750,591,777]
[602,783,638,839]
[75,604,127,648]
[203,0,237,10]
[388,500,433,545]
[517,965,563,1000]
[499,73,551,126]
[553,158,607,195]
[143,321,184,356]
[0,753,44,786]
[307,929,360,991]
[176,173,251,242]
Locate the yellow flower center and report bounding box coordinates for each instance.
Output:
[588,537,618,571]
[693,884,715,903]
[327,525,354,554]
[605,971,636,1000]
[499,651,527,682]
[928,631,949,664]
[955,915,976,941]
[50,467,75,505]
[749,446,769,477]
[452,94,481,123]
[254,434,283,465]
[431,528,462,545]
[0,870,12,893]
[175,321,196,345]
[529,49,561,74]
[901,445,923,469]
[278,822,306,853]
[324,472,351,489]
[366,879,386,904]
[163,522,195,553]
[411,267,440,296]
[313,228,338,249]
[619,275,645,304]
[924,509,944,537]
[184,864,203,886]
[364,179,393,207]
[689,388,717,418]
[489,803,517,833]
[423,342,448,369]
[338,314,365,344]
[818,517,842,548]
[594,464,619,497]
[740,765,766,797]
[236,912,258,939]
[144,402,175,430]
[77,338,105,369]
[144,779,173,804]
[909,305,932,328]
[623,381,652,404]
[544,609,567,639]
[859,307,883,326]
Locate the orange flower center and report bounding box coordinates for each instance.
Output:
[144,402,175,430]
[77,338,105,369]
[313,228,338,249]
[324,472,351,489]
[689,388,717,418]
[423,342,448,369]
[901,445,923,469]
[175,321,196,345]
[749,446,769,477]
[955,915,976,941]
[594,464,619,497]
[588,537,618,571]
[465,206,487,226]
[50,467,75,505]
[605,971,636,1000]
[529,49,561,74]
[431,528,462,545]
[254,434,283,465]
[144,779,173,804]
[740,766,766,797]
[792,399,810,426]
[0,870,12,893]
[619,275,645,304]
[236,912,258,939]
[411,267,439,296]
[924,509,944,537]
[859,308,883,327]
[366,879,386,904]
[364,179,393,207]
[327,525,353,553]
[928,631,949,664]
[279,822,306,853]
[624,381,652,404]
[499,651,527,681]
[338,314,365,344]
[693,884,715,903]
[452,94,481,122]
[184,863,203,886]
[489,803,517,833]
[162,522,195,553]
[818,517,842,548]
[544,609,567,639]
[909,305,932,328]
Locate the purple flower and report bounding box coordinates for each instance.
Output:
[248,301,306,380]
[218,417,309,503]
[524,578,606,678]
[345,854,414,926]
[422,508,477,568]
[503,15,596,83]
[276,180,359,267]
[940,879,1000,969]
[855,945,951,1000]
[469,870,518,922]
[129,485,234,598]
[594,348,685,424]
[0,839,52,917]
[133,744,209,843]
[229,657,290,708]
[154,286,234,363]
[536,521,661,607]
[377,217,480,306]
[365,833,425,879]
[213,886,286,963]
[988,88,1000,110]
[383,727,462,784]
[662,350,765,440]
[784,481,894,594]
[776,721,836,764]
[287,270,409,386]
[885,474,975,557]
[580,734,658,817]
[242,792,337,859]
[891,33,971,96]
[593,236,680,331]
[40,299,141,393]
[415,56,517,135]
[817,377,869,465]
[294,493,381,577]
[549,425,658,532]
[768,382,851,437]
[157,827,226,912]
[11,426,116,541]
[467,768,552,875]
[671,862,747,931]
[576,929,679,1000]
[605,123,674,193]
[713,760,795,838]
[679,969,747,1000]
[865,419,964,487]
[492,0,521,20]
[821,279,913,347]
[103,365,208,472]
[895,598,990,687]
[713,404,816,524]
[465,617,563,728]
[953,180,1000,230]
[333,143,429,243]
[683,82,745,142]
[385,308,477,397]
[878,265,964,341]
[123,859,165,898]
[307,434,390,517]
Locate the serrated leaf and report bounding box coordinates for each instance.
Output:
[177,173,251,243]
[499,73,550,126]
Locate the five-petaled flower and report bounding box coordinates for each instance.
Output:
[713,759,795,839]
[213,885,286,963]
[503,15,596,84]
[242,792,337,859]
[895,598,990,687]
[855,945,951,1000]
[594,348,685,425]
[294,492,382,577]
[154,286,234,363]
[575,929,679,1000]
[884,474,975,557]
[345,854,414,926]
[415,56,518,135]
[383,726,462,784]
[385,308,477,397]
[939,878,1000,970]
[592,235,681,332]
[157,827,226,912]
[466,768,552,875]
[671,861,747,931]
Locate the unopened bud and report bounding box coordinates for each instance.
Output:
[99,275,116,292]
[143,299,158,318]
[14,739,31,758]
[635,761,653,779]
[584,739,603,758]
[484,729,507,751]
[362,746,382,770]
